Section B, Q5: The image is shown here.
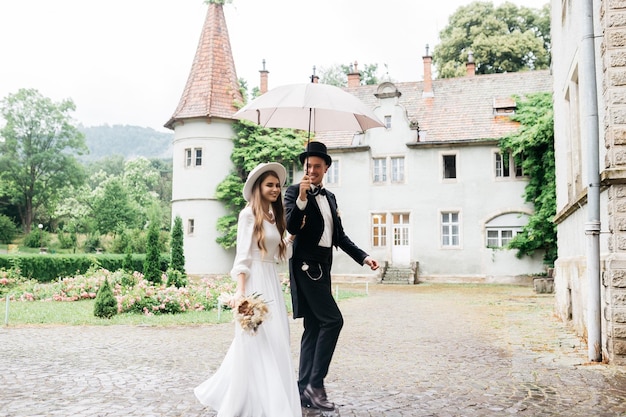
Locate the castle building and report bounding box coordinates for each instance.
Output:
[165,3,242,275]
[167,2,551,286]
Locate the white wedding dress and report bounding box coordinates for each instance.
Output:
[194,207,302,417]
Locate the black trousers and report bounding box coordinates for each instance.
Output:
[293,258,343,391]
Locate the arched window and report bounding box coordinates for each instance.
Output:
[485,213,528,248]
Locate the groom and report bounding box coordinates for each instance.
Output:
[284,141,379,411]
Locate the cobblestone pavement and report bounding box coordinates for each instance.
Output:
[2,283,626,417]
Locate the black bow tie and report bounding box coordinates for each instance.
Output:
[309,186,326,196]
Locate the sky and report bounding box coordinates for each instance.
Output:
[0,0,550,133]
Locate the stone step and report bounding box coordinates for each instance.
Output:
[381,279,413,285]
[381,267,415,284]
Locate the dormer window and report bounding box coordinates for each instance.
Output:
[493,97,516,116]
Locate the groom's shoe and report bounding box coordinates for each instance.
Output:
[300,392,313,408]
[303,384,335,411]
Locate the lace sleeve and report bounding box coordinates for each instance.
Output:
[230,207,255,280]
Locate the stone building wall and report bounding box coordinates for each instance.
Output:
[601,0,626,364]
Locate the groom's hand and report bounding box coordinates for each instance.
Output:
[364,256,379,271]
[299,174,311,201]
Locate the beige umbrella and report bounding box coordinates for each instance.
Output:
[233,82,384,142]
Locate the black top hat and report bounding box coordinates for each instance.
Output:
[299,141,332,166]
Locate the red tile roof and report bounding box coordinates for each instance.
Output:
[316,70,552,147]
[164,3,243,129]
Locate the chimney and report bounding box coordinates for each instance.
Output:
[466,51,476,77]
[347,61,361,87]
[422,44,434,98]
[311,65,319,83]
[259,59,269,94]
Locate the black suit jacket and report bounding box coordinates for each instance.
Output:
[284,184,368,317]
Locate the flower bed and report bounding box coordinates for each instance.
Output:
[0,267,237,316]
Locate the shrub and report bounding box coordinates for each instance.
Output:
[94,277,117,318]
[83,233,101,253]
[0,215,18,244]
[23,230,50,248]
[166,268,188,288]
[126,229,148,253]
[110,229,130,254]
[119,269,139,287]
[170,216,185,274]
[122,247,134,272]
[4,267,238,316]
[0,254,169,282]
[143,218,163,283]
[0,267,27,298]
[57,227,78,250]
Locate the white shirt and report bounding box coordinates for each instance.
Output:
[296,185,333,248]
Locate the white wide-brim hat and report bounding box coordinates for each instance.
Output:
[243,162,287,202]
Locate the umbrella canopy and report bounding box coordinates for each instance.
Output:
[233,82,384,136]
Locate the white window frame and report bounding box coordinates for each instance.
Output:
[392,213,410,246]
[384,115,392,129]
[494,150,525,179]
[486,228,521,248]
[441,211,460,248]
[391,157,405,183]
[373,158,387,183]
[371,213,387,247]
[185,147,203,168]
[326,159,340,185]
[187,219,195,235]
[373,156,405,184]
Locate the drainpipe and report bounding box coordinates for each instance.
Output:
[581,0,602,362]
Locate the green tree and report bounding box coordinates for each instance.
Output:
[170,215,186,274]
[433,1,550,78]
[57,222,78,251]
[150,158,173,227]
[215,121,305,248]
[122,245,134,272]
[94,277,117,319]
[122,157,160,209]
[499,92,556,265]
[92,178,139,235]
[115,157,163,230]
[54,184,92,237]
[0,214,18,244]
[84,154,126,178]
[143,214,163,283]
[0,89,88,232]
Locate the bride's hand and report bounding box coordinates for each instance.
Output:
[229,290,244,308]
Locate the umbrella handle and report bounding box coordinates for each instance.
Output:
[308,108,312,142]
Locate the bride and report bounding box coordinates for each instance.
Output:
[194,162,302,417]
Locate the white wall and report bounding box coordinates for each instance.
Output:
[171,118,236,275]
[551,0,608,340]
[325,113,545,281]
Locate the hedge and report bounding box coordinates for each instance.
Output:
[0,254,170,282]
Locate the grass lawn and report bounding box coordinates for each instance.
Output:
[1,298,234,326]
[1,284,367,326]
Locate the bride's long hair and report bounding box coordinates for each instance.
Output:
[248,170,287,259]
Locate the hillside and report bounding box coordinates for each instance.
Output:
[80,124,173,162]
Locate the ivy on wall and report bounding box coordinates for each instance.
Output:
[215,121,307,249]
[499,92,556,266]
